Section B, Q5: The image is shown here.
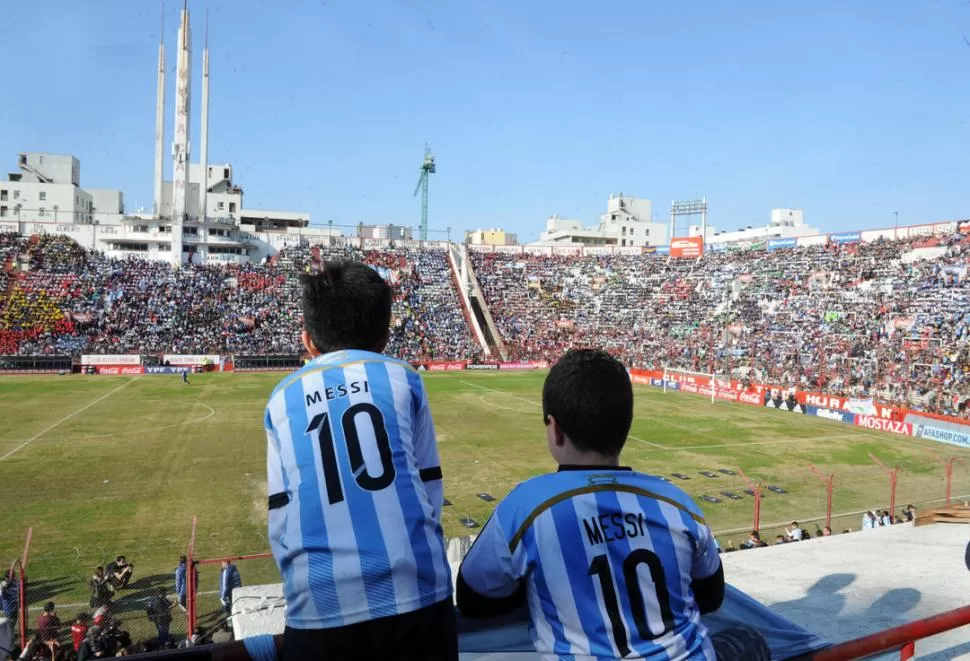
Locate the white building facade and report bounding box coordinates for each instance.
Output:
[533,194,668,247]
[0,152,313,265]
[693,208,820,246]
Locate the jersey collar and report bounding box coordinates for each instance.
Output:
[557,464,632,472]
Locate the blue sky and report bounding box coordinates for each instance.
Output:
[1,1,968,242]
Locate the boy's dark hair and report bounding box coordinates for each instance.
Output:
[542,349,633,456]
[300,261,392,354]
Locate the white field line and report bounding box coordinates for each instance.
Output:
[0,377,139,461]
[460,379,860,452]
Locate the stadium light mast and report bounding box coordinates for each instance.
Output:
[170,0,192,266]
[153,1,166,218]
[413,145,436,242]
[670,198,708,244]
[199,9,210,262]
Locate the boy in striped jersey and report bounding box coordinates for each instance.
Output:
[457,349,769,660]
[265,261,454,661]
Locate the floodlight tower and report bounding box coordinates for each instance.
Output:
[413,145,436,241]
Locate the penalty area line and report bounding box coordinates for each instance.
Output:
[0,377,139,462]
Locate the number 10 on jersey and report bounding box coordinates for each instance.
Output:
[305,403,396,505]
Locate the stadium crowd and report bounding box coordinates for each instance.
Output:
[0,236,479,363]
[471,231,970,418]
[1,230,969,416]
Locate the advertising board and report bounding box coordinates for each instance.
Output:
[767,238,797,251]
[145,366,192,375]
[94,365,144,375]
[914,424,970,449]
[806,406,856,424]
[854,415,913,435]
[162,354,220,366]
[83,355,142,366]
[829,232,861,245]
[669,236,704,259]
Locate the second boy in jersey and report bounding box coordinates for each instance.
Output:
[457,349,769,660]
[265,261,455,661]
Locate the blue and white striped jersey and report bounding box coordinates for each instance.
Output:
[459,467,720,661]
[265,349,452,629]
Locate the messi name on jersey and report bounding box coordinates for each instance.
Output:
[304,380,370,405]
[583,511,648,546]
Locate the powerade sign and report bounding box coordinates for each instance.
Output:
[655,246,670,256]
[829,232,861,245]
[806,405,855,424]
[915,424,970,449]
[145,366,191,375]
[767,238,797,251]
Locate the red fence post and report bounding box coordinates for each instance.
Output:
[869,453,900,518]
[808,465,836,530]
[186,516,197,641]
[17,527,32,647]
[737,467,763,532]
[932,455,961,505]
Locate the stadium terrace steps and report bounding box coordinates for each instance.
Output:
[720,522,970,658]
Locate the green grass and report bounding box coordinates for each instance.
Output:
[2,370,969,641]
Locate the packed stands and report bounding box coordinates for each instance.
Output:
[470,232,970,418]
[1,230,968,416]
[0,238,480,363]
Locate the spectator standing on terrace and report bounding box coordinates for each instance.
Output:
[903,504,917,522]
[862,511,876,530]
[457,349,770,661]
[0,569,18,627]
[70,614,88,653]
[105,556,133,590]
[740,531,768,549]
[880,511,893,526]
[88,568,111,608]
[219,561,241,616]
[146,588,172,644]
[36,602,60,646]
[174,555,197,612]
[264,262,454,661]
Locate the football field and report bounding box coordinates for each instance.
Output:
[2,370,969,638]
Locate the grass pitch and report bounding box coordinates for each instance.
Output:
[2,370,969,639]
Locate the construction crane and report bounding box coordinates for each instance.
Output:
[413,145,436,241]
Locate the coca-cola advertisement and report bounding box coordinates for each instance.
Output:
[94,365,144,375]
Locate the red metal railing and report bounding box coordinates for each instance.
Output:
[112,603,970,660]
[811,604,970,660]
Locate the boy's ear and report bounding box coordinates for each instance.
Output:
[545,415,566,449]
[302,330,320,357]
